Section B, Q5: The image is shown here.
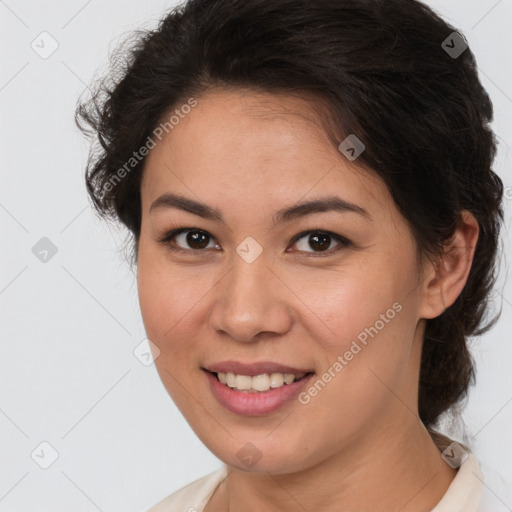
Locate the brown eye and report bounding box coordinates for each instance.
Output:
[290,231,351,255]
[158,227,351,256]
[158,228,219,252]
[182,230,211,249]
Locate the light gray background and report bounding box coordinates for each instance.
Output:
[0,0,511,510]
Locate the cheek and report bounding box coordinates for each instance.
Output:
[288,261,407,350]
[294,308,417,448]
[137,248,191,360]
[298,254,420,393]
[137,243,203,340]
[136,250,208,409]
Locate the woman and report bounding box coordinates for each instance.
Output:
[76,0,506,510]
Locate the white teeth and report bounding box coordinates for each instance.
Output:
[252,373,270,391]
[269,373,284,388]
[216,371,307,392]
[235,374,252,390]
[225,372,236,387]
[283,373,295,385]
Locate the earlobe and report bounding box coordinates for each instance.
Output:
[419,210,479,320]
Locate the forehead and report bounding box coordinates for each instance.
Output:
[141,89,387,214]
[152,88,335,159]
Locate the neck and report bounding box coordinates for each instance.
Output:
[209,418,457,512]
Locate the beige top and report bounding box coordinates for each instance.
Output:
[146,451,487,512]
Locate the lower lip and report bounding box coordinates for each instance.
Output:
[204,370,314,416]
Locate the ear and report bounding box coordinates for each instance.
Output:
[419,210,479,320]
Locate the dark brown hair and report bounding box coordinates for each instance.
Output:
[75,0,504,429]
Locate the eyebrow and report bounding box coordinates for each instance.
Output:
[149,192,371,224]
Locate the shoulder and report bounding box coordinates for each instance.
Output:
[430,448,483,512]
[430,441,512,512]
[145,466,228,512]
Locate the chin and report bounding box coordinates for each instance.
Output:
[202,432,317,474]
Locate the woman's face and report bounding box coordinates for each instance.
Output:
[137,89,431,472]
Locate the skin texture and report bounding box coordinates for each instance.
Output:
[137,89,479,511]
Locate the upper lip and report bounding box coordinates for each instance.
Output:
[204,360,314,376]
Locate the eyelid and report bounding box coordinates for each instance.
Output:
[157,227,219,254]
[157,226,352,255]
[289,229,352,248]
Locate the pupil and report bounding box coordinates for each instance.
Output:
[310,233,330,251]
[187,231,209,249]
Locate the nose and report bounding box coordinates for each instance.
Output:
[209,252,294,343]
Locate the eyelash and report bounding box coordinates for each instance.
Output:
[156,226,352,257]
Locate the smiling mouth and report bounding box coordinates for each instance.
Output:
[209,370,314,393]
